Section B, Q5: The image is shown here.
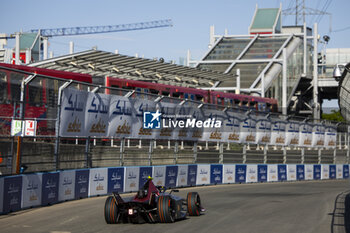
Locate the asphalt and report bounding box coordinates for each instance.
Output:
[1,180,350,233]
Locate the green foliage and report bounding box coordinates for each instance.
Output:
[321,110,345,122]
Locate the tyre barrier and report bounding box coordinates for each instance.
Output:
[0,164,348,214]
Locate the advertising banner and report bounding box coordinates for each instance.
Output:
[287,164,297,181]
[3,176,22,213]
[321,164,330,180]
[139,166,153,189]
[0,178,3,213]
[202,108,225,142]
[85,92,110,137]
[246,164,258,183]
[196,164,210,185]
[172,103,194,141]
[285,122,300,146]
[311,124,325,147]
[188,108,205,141]
[240,118,256,144]
[223,164,235,184]
[324,126,337,148]
[187,165,198,186]
[336,164,343,179]
[131,99,157,139]
[165,166,178,188]
[156,102,177,140]
[235,165,247,183]
[60,89,88,137]
[297,164,305,180]
[299,123,313,147]
[313,165,321,180]
[41,172,59,206]
[124,167,140,192]
[177,165,188,187]
[210,164,223,184]
[24,120,37,136]
[255,119,271,144]
[88,168,108,196]
[304,164,314,180]
[153,166,166,187]
[258,164,268,182]
[107,167,124,194]
[75,169,89,199]
[59,170,75,201]
[268,164,278,182]
[270,121,286,146]
[223,115,243,144]
[329,165,336,179]
[22,174,42,209]
[344,164,349,179]
[278,165,287,181]
[108,95,133,138]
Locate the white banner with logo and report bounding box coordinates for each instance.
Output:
[304,164,314,180]
[255,119,271,144]
[287,164,297,181]
[196,164,210,185]
[246,165,258,183]
[299,123,313,147]
[240,118,256,144]
[177,165,188,187]
[85,93,110,137]
[285,122,300,146]
[336,164,343,179]
[156,102,177,140]
[270,121,286,146]
[321,164,329,179]
[152,166,166,187]
[223,164,235,184]
[188,108,205,141]
[108,95,133,138]
[324,126,337,148]
[223,114,242,143]
[21,174,42,208]
[202,108,225,142]
[131,99,157,139]
[124,167,140,192]
[267,164,278,182]
[88,168,108,196]
[311,124,325,147]
[58,170,75,201]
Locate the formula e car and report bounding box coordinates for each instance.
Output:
[104,177,204,224]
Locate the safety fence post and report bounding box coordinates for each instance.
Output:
[283,146,287,164]
[193,142,197,164]
[120,138,125,166]
[148,139,153,166]
[318,149,322,164]
[174,141,179,164]
[264,145,267,164]
[85,136,91,168]
[243,145,247,164]
[301,148,305,164]
[219,142,224,164]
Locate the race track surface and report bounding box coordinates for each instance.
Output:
[1,180,349,233]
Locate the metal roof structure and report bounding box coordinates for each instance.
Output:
[29,49,236,88]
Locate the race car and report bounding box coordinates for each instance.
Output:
[104,177,204,224]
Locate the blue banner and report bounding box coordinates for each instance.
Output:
[329,165,336,179]
[3,176,22,213]
[313,165,321,180]
[107,167,124,194]
[187,165,197,186]
[235,165,247,183]
[165,166,178,188]
[41,172,59,206]
[139,166,152,189]
[278,165,287,181]
[210,164,223,184]
[75,169,89,199]
[296,165,305,180]
[344,165,349,179]
[258,165,268,182]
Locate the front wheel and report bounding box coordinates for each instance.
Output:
[104,196,120,224]
[187,192,201,216]
[157,195,175,223]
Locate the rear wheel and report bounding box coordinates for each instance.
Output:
[104,196,120,224]
[157,196,175,223]
[187,192,201,216]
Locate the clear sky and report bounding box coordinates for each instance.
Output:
[1,0,350,63]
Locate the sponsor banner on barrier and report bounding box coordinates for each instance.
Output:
[108,95,133,138]
[156,102,177,140]
[196,165,210,185]
[324,127,337,148]
[321,164,330,180]
[223,115,242,143]
[240,118,256,144]
[88,168,108,196]
[297,165,305,180]
[107,167,124,194]
[344,165,349,179]
[304,164,314,180]
[330,165,336,179]
[246,165,258,183]
[258,165,268,182]
[223,164,235,184]
[124,167,140,192]
[172,104,194,141]
[287,164,297,181]
[285,122,300,146]
[235,165,247,183]
[22,174,42,209]
[0,178,3,213]
[313,165,321,180]
[312,124,325,147]
[188,108,205,141]
[139,166,153,189]
[85,92,110,137]
[59,170,75,201]
[131,99,157,139]
[210,164,223,184]
[75,169,89,199]
[278,165,287,181]
[202,108,225,142]
[3,176,22,213]
[187,165,198,186]
[42,172,59,206]
[153,166,166,187]
[336,164,343,179]
[255,119,271,144]
[177,165,188,187]
[165,166,178,188]
[299,123,313,147]
[271,121,286,146]
[60,89,88,137]
[268,164,278,182]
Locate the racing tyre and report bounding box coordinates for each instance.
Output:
[104,196,120,224]
[157,196,175,223]
[187,192,201,216]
